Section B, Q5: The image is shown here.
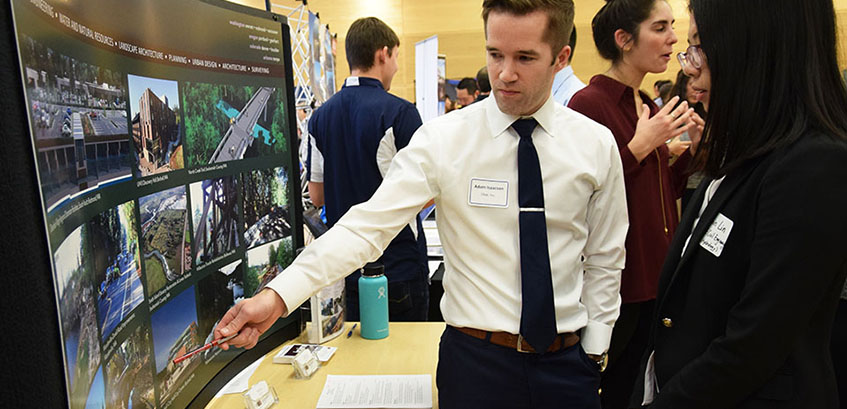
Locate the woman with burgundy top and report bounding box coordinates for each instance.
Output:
[568,1,703,408]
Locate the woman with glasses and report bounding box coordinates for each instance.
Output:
[631,0,847,407]
[568,1,702,408]
[668,68,708,210]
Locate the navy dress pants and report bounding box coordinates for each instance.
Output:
[437,326,602,409]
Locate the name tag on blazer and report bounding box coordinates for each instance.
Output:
[700,213,734,257]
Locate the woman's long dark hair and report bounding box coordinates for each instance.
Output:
[690,0,847,177]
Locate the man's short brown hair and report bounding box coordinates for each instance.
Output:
[345,17,400,71]
[481,0,575,58]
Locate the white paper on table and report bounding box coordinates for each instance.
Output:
[316,375,433,408]
[213,356,265,397]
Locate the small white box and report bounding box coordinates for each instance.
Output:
[292,348,321,379]
[243,381,278,409]
[273,344,337,364]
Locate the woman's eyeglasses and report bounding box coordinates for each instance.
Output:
[677,44,705,71]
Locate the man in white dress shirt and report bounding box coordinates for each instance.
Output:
[215,1,627,408]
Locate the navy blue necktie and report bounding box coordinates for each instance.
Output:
[513,118,557,353]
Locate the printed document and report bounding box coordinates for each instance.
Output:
[316,375,432,408]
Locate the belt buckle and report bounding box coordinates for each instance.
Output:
[516,334,532,353]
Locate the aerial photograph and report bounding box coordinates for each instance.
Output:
[182,82,288,166]
[20,35,131,210]
[139,185,191,296]
[91,200,144,340]
[52,225,101,409]
[242,166,291,248]
[128,74,184,176]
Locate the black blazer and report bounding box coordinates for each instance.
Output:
[632,132,847,409]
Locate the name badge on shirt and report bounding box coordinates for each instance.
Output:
[468,178,509,208]
[699,213,734,257]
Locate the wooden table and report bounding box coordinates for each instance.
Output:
[205,322,446,408]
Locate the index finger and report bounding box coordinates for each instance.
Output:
[691,113,706,126]
[658,96,680,115]
[214,302,244,340]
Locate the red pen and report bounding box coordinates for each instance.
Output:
[173,333,238,364]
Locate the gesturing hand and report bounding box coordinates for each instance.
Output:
[629,96,695,162]
[687,112,705,154]
[666,138,692,157]
[214,288,289,350]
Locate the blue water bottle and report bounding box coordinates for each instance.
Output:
[358,262,389,339]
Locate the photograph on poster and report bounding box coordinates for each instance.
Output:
[244,237,293,297]
[322,25,337,99]
[242,166,291,249]
[308,12,326,104]
[140,186,191,296]
[312,279,345,343]
[190,176,240,267]
[128,75,184,176]
[196,259,245,360]
[182,82,288,167]
[105,324,155,409]
[151,286,202,406]
[91,200,145,340]
[53,226,101,409]
[79,366,106,409]
[18,35,131,210]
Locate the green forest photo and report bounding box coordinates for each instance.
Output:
[242,166,291,249]
[182,82,288,167]
[244,237,293,297]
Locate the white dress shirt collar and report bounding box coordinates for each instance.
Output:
[484,92,558,138]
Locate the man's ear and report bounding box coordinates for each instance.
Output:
[553,45,571,72]
[375,46,389,66]
[614,29,633,52]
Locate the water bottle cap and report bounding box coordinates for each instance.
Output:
[361,262,384,277]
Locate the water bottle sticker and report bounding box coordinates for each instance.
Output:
[377,287,386,299]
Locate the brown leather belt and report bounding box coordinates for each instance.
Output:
[452,326,579,353]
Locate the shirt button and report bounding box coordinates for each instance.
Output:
[662,318,674,328]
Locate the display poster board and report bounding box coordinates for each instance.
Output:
[8,0,301,408]
[308,11,325,104]
[437,55,446,116]
[415,35,439,122]
[321,24,337,100]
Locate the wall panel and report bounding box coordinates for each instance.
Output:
[265,0,847,102]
